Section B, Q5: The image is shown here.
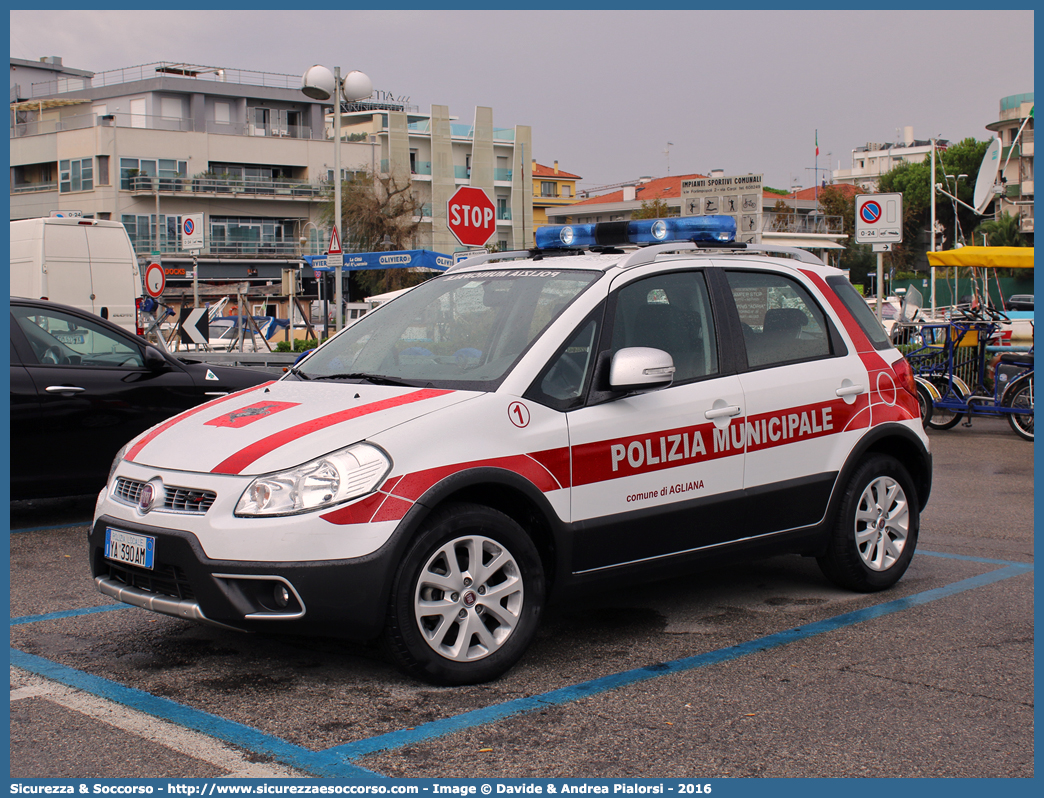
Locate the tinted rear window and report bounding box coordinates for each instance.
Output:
[825,275,892,350]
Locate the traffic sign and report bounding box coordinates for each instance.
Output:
[447,186,497,248]
[179,307,209,346]
[144,262,166,298]
[328,226,342,255]
[182,213,204,250]
[855,193,903,244]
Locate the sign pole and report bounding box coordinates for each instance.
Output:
[877,252,885,324]
[333,66,343,332]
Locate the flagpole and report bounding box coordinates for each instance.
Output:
[814,129,819,206]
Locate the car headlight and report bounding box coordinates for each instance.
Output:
[234,443,392,517]
[107,442,131,488]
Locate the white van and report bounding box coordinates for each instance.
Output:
[10,217,143,333]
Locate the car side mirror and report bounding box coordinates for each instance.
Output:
[144,346,169,372]
[609,347,675,392]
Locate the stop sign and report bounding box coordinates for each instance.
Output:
[447,186,497,247]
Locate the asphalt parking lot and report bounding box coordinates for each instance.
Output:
[8,418,1034,779]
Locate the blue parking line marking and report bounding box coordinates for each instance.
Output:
[9,552,1033,777]
[10,604,128,626]
[8,648,381,779]
[326,559,1033,761]
[918,549,1032,567]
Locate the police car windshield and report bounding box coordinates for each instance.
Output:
[296,268,600,389]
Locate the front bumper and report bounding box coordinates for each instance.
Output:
[88,515,399,640]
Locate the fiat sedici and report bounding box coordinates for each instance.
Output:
[91,216,931,685]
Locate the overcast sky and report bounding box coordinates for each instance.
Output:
[10,7,1035,193]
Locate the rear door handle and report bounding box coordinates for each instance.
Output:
[835,384,866,397]
[705,405,742,420]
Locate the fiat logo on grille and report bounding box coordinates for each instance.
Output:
[139,480,161,514]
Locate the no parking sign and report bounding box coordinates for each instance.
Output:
[855,194,902,244]
[182,212,204,251]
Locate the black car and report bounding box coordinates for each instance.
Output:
[10,297,274,499]
[1006,294,1033,311]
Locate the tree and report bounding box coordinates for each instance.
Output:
[321,169,428,297]
[878,137,991,260]
[769,198,796,231]
[974,212,1028,247]
[631,198,677,219]
[817,185,873,284]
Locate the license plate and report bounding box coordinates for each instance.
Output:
[104,528,155,570]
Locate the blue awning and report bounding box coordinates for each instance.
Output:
[306,250,452,272]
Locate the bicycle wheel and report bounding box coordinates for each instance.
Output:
[926,380,965,430]
[1005,378,1033,441]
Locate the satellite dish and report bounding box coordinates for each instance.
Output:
[972,137,1002,214]
[301,65,336,101]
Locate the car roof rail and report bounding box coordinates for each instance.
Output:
[740,244,826,265]
[445,250,535,271]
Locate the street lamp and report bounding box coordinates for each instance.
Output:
[298,219,320,255]
[301,65,373,331]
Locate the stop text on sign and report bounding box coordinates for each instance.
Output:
[450,203,494,229]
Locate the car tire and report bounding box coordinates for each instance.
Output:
[383,502,545,685]
[915,383,934,428]
[817,454,919,592]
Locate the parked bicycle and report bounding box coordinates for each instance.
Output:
[904,305,1033,441]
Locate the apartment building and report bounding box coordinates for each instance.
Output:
[337,104,532,253]
[832,127,946,191]
[10,57,534,298]
[986,92,1034,236]
[531,160,581,238]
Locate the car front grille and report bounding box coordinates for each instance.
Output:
[107,560,196,601]
[113,478,216,514]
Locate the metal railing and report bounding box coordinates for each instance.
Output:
[11,181,57,194]
[11,111,315,140]
[126,175,326,198]
[129,238,303,257]
[762,212,844,235]
[25,63,305,99]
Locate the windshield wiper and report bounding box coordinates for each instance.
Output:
[312,372,415,387]
[287,365,312,380]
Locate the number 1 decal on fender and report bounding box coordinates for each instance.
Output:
[508,401,531,428]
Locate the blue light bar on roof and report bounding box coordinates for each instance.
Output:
[534,216,737,250]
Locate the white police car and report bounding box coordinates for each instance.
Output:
[91,216,931,685]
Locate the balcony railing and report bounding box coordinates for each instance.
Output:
[25,62,306,99]
[126,175,325,198]
[12,111,314,140]
[11,181,58,194]
[129,238,303,257]
[762,212,844,235]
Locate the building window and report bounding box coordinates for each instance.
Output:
[562,185,571,198]
[96,155,110,186]
[120,157,187,189]
[209,216,291,255]
[252,107,270,136]
[59,158,93,193]
[214,102,231,125]
[541,181,556,198]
